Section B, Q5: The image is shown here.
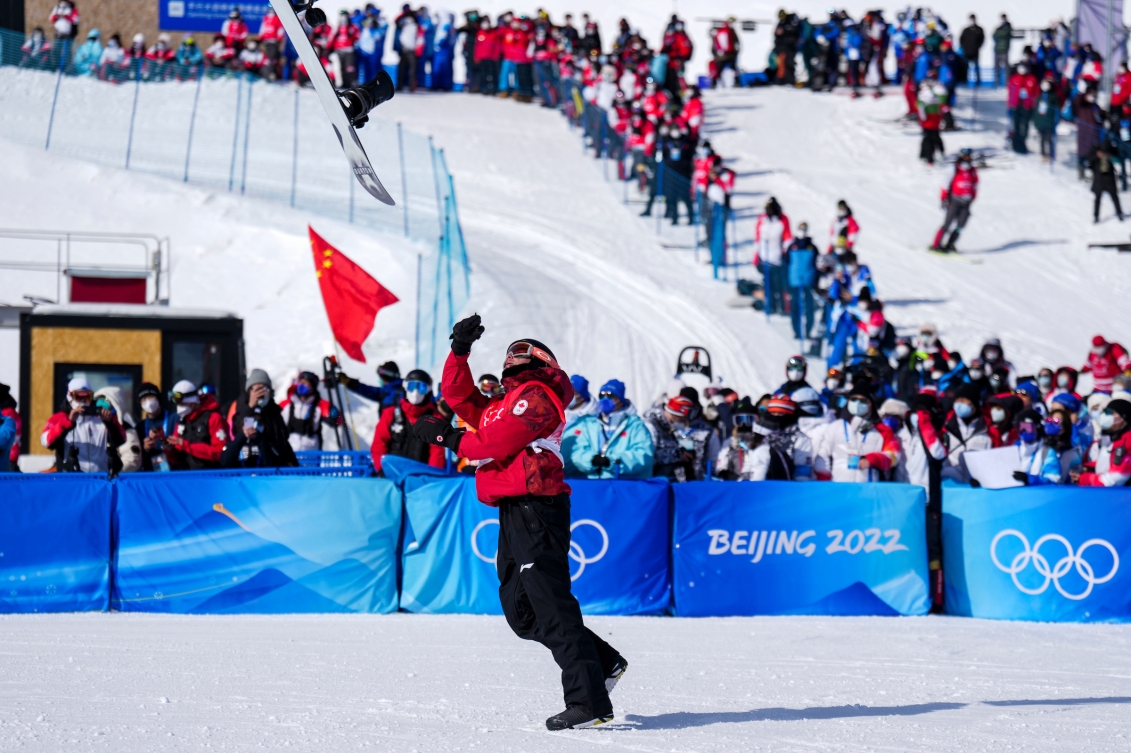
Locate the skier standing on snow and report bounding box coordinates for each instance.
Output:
[412,315,627,731]
[931,148,978,251]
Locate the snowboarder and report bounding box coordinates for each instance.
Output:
[1091,143,1124,223]
[931,148,978,251]
[412,315,627,731]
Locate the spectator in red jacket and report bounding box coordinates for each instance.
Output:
[1113,61,1131,109]
[164,379,227,470]
[473,17,499,94]
[413,315,625,731]
[332,8,361,86]
[41,377,126,473]
[1007,63,1038,153]
[1082,335,1131,394]
[259,6,285,79]
[370,369,446,473]
[49,1,80,40]
[221,8,249,50]
[1077,399,1131,486]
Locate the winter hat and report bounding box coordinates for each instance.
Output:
[665,395,694,418]
[910,392,938,414]
[1108,399,1131,422]
[137,382,162,401]
[878,398,910,418]
[679,386,701,406]
[599,379,626,401]
[955,383,982,408]
[570,375,591,401]
[1093,335,1108,348]
[377,361,401,382]
[1088,392,1112,413]
[1015,381,1042,404]
[87,28,100,39]
[67,376,92,393]
[246,369,272,390]
[791,386,822,416]
[731,397,756,415]
[1050,392,1082,414]
[1014,408,1044,428]
[0,382,13,410]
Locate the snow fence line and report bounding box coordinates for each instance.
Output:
[3,461,1129,622]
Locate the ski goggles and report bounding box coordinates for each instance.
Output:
[503,341,559,371]
[787,356,806,371]
[733,413,756,428]
[70,390,93,403]
[479,378,501,391]
[1017,420,1038,435]
[405,380,430,394]
[168,388,198,402]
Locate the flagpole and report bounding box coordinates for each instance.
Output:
[334,345,362,451]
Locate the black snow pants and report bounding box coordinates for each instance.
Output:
[497,493,620,716]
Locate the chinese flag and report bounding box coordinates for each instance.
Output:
[309,226,399,363]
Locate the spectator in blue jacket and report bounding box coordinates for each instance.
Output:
[357,11,388,84]
[340,361,405,408]
[0,412,16,472]
[175,35,204,68]
[563,379,654,479]
[73,28,102,75]
[785,221,818,342]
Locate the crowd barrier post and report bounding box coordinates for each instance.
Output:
[183,70,204,182]
[240,73,254,195]
[44,39,70,151]
[228,74,244,192]
[397,122,409,237]
[124,57,143,169]
[290,87,299,206]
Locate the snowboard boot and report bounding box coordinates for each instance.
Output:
[943,229,960,251]
[339,70,395,129]
[930,227,946,251]
[606,659,628,693]
[545,706,613,731]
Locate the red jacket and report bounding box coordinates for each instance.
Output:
[1082,342,1131,393]
[370,398,446,472]
[443,351,572,505]
[681,96,703,134]
[165,395,228,467]
[1079,430,1131,486]
[1007,72,1039,110]
[221,19,250,47]
[949,166,979,200]
[474,27,499,62]
[663,30,693,63]
[42,409,125,450]
[332,22,360,51]
[259,13,286,42]
[1113,71,1131,108]
[501,27,532,63]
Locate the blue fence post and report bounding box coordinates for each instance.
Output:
[228,74,243,192]
[44,39,70,151]
[124,57,143,169]
[290,87,299,206]
[398,122,410,237]
[183,68,204,181]
[239,74,253,194]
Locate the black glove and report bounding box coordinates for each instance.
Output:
[450,313,485,356]
[412,414,464,453]
[591,454,611,469]
[969,478,981,488]
[1012,470,1030,486]
[336,373,355,387]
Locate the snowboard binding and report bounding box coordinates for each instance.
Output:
[338,70,395,129]
[291,0,327,28]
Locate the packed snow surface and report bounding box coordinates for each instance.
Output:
[1,613,1129,751]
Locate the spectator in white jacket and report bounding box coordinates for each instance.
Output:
[941,383,994,484]
[814,389,901,482]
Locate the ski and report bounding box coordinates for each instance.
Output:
[924,248,984,264]
[269,0,396,206]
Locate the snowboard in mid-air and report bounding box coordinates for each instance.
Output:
[269,0,396,206]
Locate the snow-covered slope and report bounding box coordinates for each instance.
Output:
[2,612,1129,752]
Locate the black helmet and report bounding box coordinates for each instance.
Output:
[404,369,433,386]
[377,361,400,382]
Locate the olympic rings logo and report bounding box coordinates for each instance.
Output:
[990,529,1120,601]
[470,518,609,582]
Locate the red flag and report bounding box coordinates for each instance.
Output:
[309,226,399,363]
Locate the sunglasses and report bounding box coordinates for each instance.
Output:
[406,380,430,393]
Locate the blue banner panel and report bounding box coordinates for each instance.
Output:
[673,481,930,616]
[159,1,271,33]
[0,474,112,613]
[114,475,402,613]
[400,478,671,615]
[943,486,1131,622]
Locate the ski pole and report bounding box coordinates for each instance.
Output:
[334,346,361,450]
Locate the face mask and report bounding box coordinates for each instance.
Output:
[1038,374,1052,388]
[985,349,1000,363]
[406,390,427,406]
[1057,374,1070,388]
[990,407,1006,424]
[1099,413,1116,430]
[948,360,960,371]
[256,395,269,408]
[920,333,935,346]
[848,399,869,417]
[598,397,616,415]
[296,382,313,397]
[896,345,911,358]
[954,402,974,419]
[826,378,839,390]
[836,395,848,408]
[969,369,984,381]
[1092,346,1106,356]
[931,370,944,381]
[1044,421,1062,436]
[670,419,689,432]
[176,403,193,417]
[837,209,848,219]
[1019,428,1038,443]
[141,398,160,415]
[787,369,804,382]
